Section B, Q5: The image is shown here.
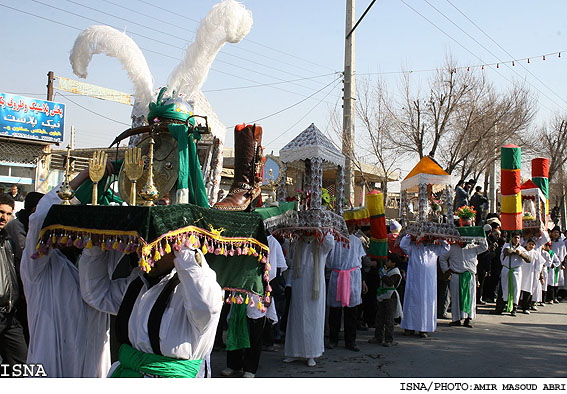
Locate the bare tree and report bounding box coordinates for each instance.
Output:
[533,116,567,182]
[387,59,475,160]
[439,79,535,182]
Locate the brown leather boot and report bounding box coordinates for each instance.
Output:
[213,124,263,211]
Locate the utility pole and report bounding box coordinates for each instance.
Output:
[343,0,356,206]
[47,71,55,101]
[489,123,497,212]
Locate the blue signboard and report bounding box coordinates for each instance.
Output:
[0,93,65,143]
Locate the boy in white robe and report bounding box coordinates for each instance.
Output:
[439,237,488,327]
[399,234,449,338]
[548,227,566,303]
[496,232,530,316]
[520,239,538,314]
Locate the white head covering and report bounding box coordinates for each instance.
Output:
[483,224,492,234]
[390,220,402,233]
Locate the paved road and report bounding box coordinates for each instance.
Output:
[210,301,567,378]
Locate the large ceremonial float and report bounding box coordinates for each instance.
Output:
[32,0,290,307]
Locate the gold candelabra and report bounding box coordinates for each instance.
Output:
[124,147,144,206]
[138,135,159,206]
[57,145,75,205]
[89,151,107,206]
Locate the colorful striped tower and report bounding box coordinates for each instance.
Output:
[531,157,549,227]
[366,190,388,260]
[500,144,522,231]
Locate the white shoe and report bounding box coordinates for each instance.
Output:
[242,372,255,378]
[283,357,298,363]
[306,358,316,367]
[220,368,241,377]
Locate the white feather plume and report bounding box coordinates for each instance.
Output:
[168,0,253,99]
[69,25,154,114]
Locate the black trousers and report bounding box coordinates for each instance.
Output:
[547,285,558,302]
[226,316,266,374]
[520,291,532,311]
[328,306,357,346]
[0,311,28,366]
[375,296,396,343]
[362,267,380,325]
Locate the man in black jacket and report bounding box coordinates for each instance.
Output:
[0,193,28,370]
[470,186,489,225]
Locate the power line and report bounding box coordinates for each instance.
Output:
[358,50,564,76]
[63,0,330,88]
[421,0,566,109]
[248,76,342,125]
[0,3,338,106]
[54,92,131,126]
[27,0,339,102]
[443,0,567,106]
[263,78,342,147]
[399,0,558,113]
[203,73,338,93]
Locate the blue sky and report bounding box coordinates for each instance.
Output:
[1,0,565,176]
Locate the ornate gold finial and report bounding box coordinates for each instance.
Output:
[139,135,159,206]
[124,147,144,206]
[57,145,75,205]
[89,150,107,206]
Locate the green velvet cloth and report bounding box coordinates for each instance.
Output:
[110,344,202,378]
[254,202,296,221]
[456,226,486,238]
[40,204,268,295]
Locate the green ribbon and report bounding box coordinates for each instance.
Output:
[506,254,517,313]
[110,344,202,378]
[168,124,209,208]
[225,302,250,351]
[458,271,473,315]
[376,287,395,297]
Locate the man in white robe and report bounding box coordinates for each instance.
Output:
[79,242,222,378]
[325,234,365,351]
[284,233,334,366]
[496,232,530,316]
[439,238,488,327]
[399,235,449,337]
[20,175,112,377]
[549,227,566,303]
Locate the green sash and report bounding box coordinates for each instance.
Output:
[110,344,202,378]
[549,250,560,284]
[458,271,473,315]
[376,287,395,297]
[225,302,250,351]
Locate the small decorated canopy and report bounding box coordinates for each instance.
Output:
[399,156,460,243]
[521,179,546,229]
[275,123,348,241]
[401,156,451,192]
[279,123,345,168]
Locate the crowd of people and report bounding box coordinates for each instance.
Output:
[1,174,566,378]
